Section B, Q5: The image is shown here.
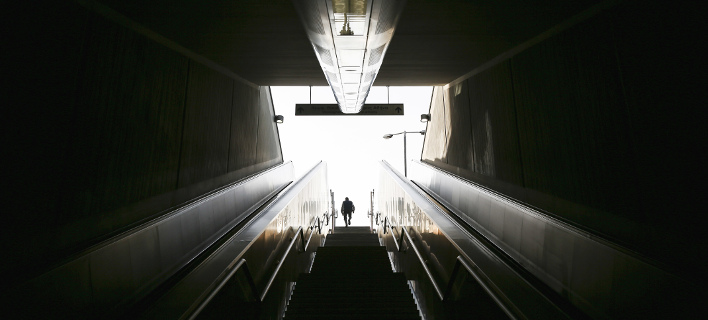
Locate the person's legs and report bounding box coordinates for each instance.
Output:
[343,212,350,226]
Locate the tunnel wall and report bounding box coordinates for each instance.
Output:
[2,0,283,287]
[421,1,705,279]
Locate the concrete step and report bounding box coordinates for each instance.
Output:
[325,232,380,246]
[284,243,419,320]
[332,226,372,234]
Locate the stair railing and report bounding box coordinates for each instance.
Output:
[383,216,444,300]
[190,258,260,319]
[190,217,322,319]
[263,216,323,301]
[382,216,510,313]
[310,215,322,235]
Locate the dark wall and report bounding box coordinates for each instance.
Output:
[421,1,706,279]
[2,0,282,286]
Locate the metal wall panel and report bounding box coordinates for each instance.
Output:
[228,81,260,170]
[4,0,286,290]
[68,13,190,221]
[2,0,93,291]
[256,86,284,164]
[178,61,234,187]
[467,61,523,185]
[421,86,447,163]
[510,15,631,213]
[409,160,699,319]
[3,0,88,226]
[417,3,706,284]
[444,81,474,171]
[611,1,706,274]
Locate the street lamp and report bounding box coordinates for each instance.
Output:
[383,130,426,177]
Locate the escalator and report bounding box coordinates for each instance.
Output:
[13,158,697,319]
[377,159,700,319]
[8,161,331,320]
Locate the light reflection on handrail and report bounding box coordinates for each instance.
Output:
[383,217,404,252]
[189,258,259,320]
[383,216,444,300]
[382,216,515,318]
[261,226,304,301]
[263,215,322,302]
[191,217,322,319]
[444,256,514,319]
[383,216,514,318]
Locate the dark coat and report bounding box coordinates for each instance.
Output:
[341,200,354,214]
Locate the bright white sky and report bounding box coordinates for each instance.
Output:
[272,86,432,227]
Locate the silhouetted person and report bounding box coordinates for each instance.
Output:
[341,197,355,226]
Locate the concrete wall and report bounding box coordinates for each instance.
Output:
[421,1,706,281]
[2,0,282,287]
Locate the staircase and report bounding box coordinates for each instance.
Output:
[284,227,420,320]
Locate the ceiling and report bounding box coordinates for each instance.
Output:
[100,0,600,86]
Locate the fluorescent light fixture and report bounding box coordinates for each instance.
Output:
[293,0,406,113]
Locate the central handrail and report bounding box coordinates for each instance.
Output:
[190,217,322,319]
[383,216,513,318]
[443,255,508,312]
[383,217,444,300]
[190,258,260,319]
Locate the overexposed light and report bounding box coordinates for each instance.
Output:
[272,86,432,226]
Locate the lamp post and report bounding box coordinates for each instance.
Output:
[383,130,426,177]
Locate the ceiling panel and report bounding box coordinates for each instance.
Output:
[99,0,600,86]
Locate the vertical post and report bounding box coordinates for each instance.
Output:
[330,189,336,233]
[370,189,375,232]
[387,86,390,104]
[403,132,408,177]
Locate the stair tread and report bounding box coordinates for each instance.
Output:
[285,244,419,319]
[285,315,420,320]
[290,299,415,304]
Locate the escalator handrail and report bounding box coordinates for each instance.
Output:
[383,217,444,300]
[189,217,322,319]
[261,226,305,301]
[383,217,516,318]
[189,258,259,319]
[258,216,323,301]
[445,256,514,317]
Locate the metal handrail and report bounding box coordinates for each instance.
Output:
[189,258,259,319]
[444,255,512,317]
[383,217,405,252]
[383,217,444,300]
[261,226,304,301]
[191,217,322,319]
[382,216,511,315]
[298,218,320,256]
[266,215,322,300]
[309,215,322,235]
